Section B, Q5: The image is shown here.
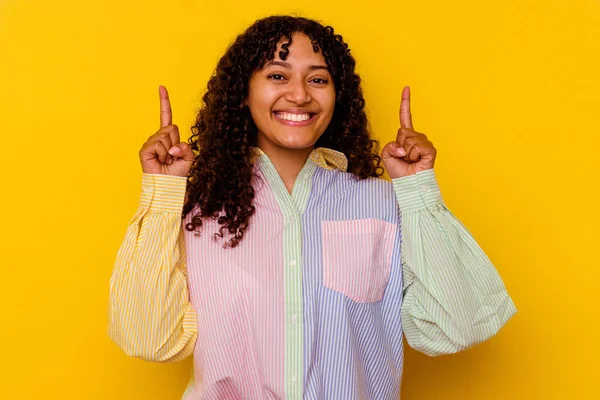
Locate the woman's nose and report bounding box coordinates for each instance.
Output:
[284,80,312,105]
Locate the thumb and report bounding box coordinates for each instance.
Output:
[381,141,406,161]
[168,142,195,162]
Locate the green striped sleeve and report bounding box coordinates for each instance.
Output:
[392,169,517,356]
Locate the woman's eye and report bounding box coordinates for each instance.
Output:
[311,78,328,84]
[267,74,285,80]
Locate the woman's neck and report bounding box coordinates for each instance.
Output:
[257,143,313,195]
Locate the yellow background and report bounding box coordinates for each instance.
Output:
[1,0,598,398]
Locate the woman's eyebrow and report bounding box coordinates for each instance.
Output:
[265,60,329,71]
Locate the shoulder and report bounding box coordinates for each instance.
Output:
[336,170,395,201]
[317,168,398,212]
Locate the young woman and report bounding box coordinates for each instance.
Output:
[108,15,516,400]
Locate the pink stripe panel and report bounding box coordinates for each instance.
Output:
[184,169,286,399]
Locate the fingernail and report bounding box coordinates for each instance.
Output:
[168,147,177,156]
[397,147,406,156]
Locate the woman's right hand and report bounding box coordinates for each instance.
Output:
[139,86,195,177]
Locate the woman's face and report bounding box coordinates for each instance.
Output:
[246,33,336,153]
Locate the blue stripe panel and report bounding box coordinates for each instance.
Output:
[302,167,405,399]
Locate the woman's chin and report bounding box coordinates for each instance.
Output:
[257,130,323,152]
[276,135,322,150]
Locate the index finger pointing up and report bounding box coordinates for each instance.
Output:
[399,86,413,129]
[159,85,172,128]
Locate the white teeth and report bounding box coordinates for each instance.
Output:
[276,112,312,122]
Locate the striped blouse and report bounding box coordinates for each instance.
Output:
[108,147,517,399]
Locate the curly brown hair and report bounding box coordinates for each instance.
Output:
[182,15,384,248]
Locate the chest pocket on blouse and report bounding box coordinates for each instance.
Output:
[321,218,397,303]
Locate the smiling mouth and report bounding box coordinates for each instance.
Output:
[273,111,317,126]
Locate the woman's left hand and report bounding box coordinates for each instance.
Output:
[381,86,437,179]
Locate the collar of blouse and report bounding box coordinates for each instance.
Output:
[251,146,348,172]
